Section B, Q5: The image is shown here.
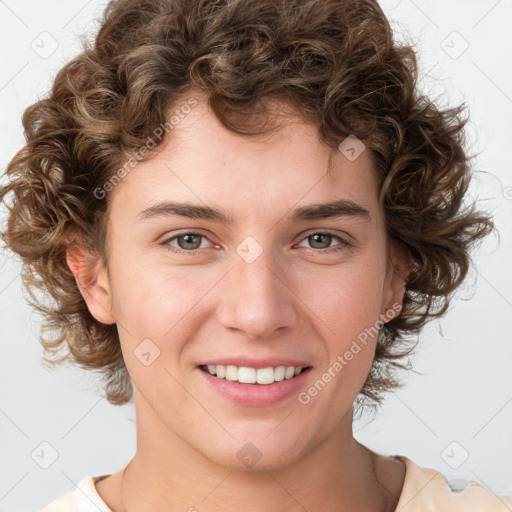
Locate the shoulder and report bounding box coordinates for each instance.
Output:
[39,476,112,512]
[394,455,512,512]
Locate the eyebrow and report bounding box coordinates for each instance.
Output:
[136,199,371,223]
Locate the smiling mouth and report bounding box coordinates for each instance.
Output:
[199,364,312,385]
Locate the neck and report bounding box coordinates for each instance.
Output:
[118,392,395,512]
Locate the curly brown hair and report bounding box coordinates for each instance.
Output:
[0,0,493,411]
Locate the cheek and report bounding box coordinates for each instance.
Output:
[294,256,386,395]
[110,255,203,331]
[298,257,386,339]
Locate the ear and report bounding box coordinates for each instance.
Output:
[65,234,116,325]
[380,240,412,323]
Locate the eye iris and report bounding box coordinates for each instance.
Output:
[309,233,332,249]
[178,234,201,250]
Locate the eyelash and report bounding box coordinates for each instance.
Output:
[160,230,352,256]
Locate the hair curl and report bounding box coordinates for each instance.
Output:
[0,0,493,411]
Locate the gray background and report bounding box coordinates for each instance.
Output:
[0,0,511,510]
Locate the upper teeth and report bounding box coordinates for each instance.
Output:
[205,365,305,385]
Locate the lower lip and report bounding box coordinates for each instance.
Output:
[197,367,313,407]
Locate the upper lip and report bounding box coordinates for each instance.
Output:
[198,357,312,369]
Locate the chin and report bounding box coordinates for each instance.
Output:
[198,430,311,473]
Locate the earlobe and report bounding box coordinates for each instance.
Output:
[66,238,116,325]
[382,242,411,323]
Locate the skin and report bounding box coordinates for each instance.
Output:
[67,89,409,511]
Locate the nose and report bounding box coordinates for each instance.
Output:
[217,242,298,340]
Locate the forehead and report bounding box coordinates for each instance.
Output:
[109,94,379,223]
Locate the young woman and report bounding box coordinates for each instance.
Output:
[1,0,510,510]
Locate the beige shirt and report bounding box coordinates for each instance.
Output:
[40,455,512,511]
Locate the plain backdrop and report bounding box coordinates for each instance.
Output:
[0,1,511,510]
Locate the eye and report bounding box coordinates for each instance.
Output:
[296,231,352,253]
[161,230,352,256]
[162,232,214,254]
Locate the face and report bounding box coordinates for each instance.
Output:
[75,90,406,471]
